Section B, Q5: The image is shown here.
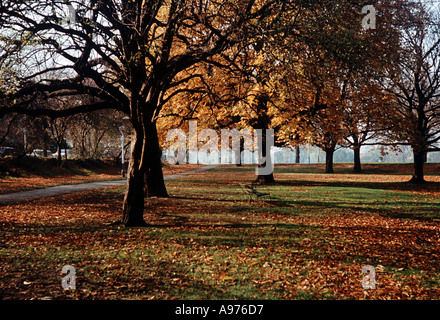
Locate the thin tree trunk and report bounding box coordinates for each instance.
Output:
[64,144,68,168]
[236,137,244,167]
[43,139,48,158]
[295,145,300,164]
[56,143,62,168]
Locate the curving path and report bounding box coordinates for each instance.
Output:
[0,164,219,205]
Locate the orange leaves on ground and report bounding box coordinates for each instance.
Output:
[1,164,440,300]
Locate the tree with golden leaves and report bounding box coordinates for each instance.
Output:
[0,0,285,226]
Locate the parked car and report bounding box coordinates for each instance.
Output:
[0,147,20,158]
[52,149,74,159]
[29,149,53,158]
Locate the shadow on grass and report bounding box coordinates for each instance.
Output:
[276,179,440,193]
[169,195,233,203]
[213,163,440,175]
[1,219,317,249]
[145,221,319,249]
[247,185,438,221]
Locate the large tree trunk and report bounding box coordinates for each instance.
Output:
[121,119,169,226]
[255,165,275,184]
[409,149,426,183]
[353,145,362,173]
[253,93,275,184]
[122,127,149,227]
[255,129,275,184]
[325,146,335,174]
[145,121,168,197]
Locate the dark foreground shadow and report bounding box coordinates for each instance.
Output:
[276,179,440,193]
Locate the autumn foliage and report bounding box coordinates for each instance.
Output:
[1,0,440,303]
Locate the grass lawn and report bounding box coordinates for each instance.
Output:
[1,163,440,300]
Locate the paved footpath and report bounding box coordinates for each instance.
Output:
[0,165,219,205]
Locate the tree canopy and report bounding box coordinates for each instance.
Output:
[1,0,439,226]
[0,0,287,226]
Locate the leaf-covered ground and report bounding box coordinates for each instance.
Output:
[1,164,440,300]
[0,158,121,195]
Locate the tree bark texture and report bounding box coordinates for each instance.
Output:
[122,119,169,226]
[145,122,168,197]
[409,149,426,183]
[325,146,335,174]
[122,127,149,227]
[255,129,275,184]
[353,145,362,173]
